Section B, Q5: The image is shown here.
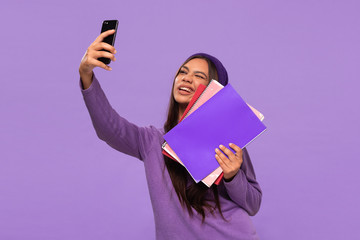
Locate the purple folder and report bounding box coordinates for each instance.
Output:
[163,84,267,182]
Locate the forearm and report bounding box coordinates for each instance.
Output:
[223,148,262,215]
[224,169,262,216]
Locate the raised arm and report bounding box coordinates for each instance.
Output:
[79,30,150,160]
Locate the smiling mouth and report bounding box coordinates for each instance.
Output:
[178,87,193,96]
[179,87,192,93]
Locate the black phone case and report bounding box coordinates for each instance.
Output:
[98,20,118,65]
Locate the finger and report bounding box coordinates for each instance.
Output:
[229,143,244,167]
[219,144,236,161]
[229,143,242,155]
[92,42,117,54]
[215,154,227,171]
[229,143,243,161]
[91,50,116,62]
[93,29,116,44]
[88,58,112,71]
[215,148,230,168]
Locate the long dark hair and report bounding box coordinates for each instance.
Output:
[163,55,225,222]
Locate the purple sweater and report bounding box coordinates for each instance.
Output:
[81,75,262,240]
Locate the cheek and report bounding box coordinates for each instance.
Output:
[172,81,179,97]
[194,79,208,90]
[174,76,182,84]
[173,77,179,88]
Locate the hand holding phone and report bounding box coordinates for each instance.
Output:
[79,20,118,89]
[98,20,119,65]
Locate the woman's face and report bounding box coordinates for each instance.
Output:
[173,58,210,108]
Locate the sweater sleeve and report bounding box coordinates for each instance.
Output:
[223,148,262,216]
[80,75,151,160]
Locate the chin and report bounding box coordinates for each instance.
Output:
[174,96,191,106]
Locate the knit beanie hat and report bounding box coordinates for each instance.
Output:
[187,53,229,86]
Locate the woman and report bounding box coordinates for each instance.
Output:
[79,29,262,240]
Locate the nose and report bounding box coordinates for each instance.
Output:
[182,73,193,83]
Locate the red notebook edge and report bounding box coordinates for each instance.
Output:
[162,149,175,160]
[179,84,207,122]
[214,172,224,185]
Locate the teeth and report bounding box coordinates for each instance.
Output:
[180,87,191,92]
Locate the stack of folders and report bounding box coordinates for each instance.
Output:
[162,80,266,187]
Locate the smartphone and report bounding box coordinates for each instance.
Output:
[98,20,118,65]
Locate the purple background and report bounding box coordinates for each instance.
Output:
[1,0,359,239]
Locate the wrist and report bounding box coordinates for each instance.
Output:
[223,175,235,182]
[79,69,94,90]
[79,67,92,77]
[223,171,239,182]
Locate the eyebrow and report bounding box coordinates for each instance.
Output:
[180,66,208,79]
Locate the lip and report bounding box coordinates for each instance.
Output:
[178,84,194,93]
